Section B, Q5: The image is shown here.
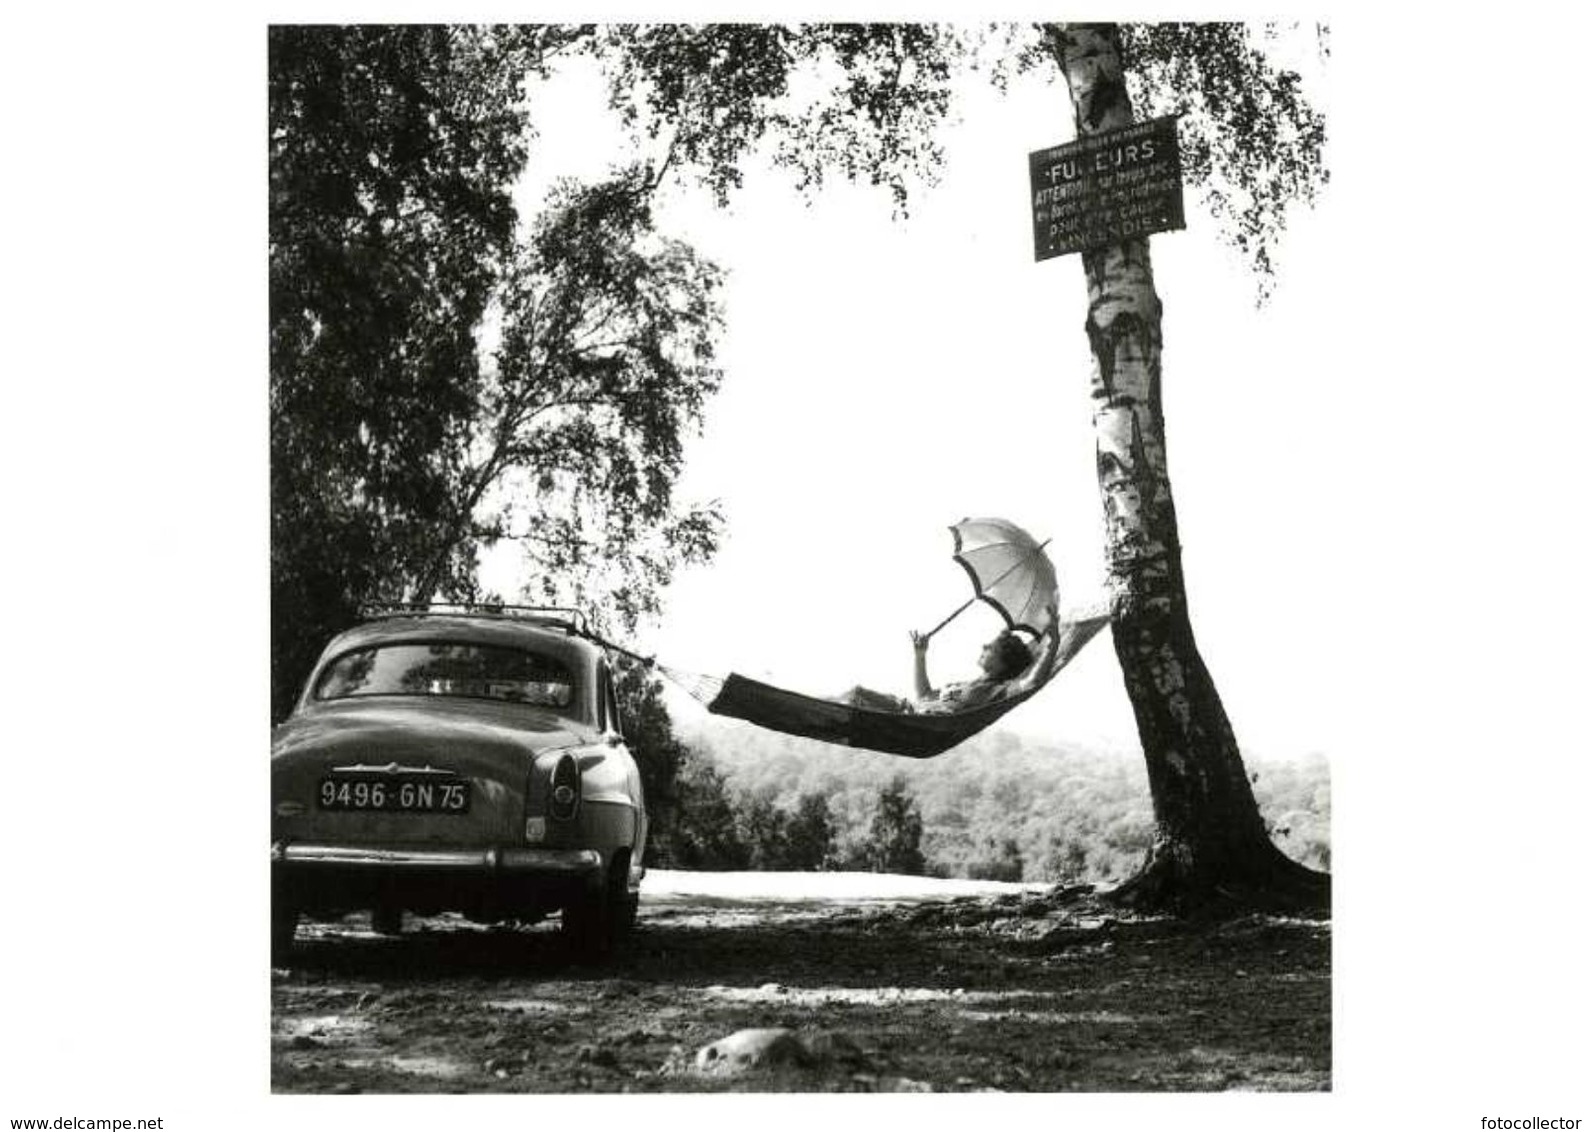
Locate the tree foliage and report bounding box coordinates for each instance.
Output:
[666,752,751,870]
[859,776,928,876]
[737,791,791,870]
[1118,22,1328,291]
[595,23,964,213]
[967,836,1025,882]
[465,171,724,629]
[270,25,541,716]
[613,659,690,861]
[270,25,723,718]
[599,22,1324,283]
[676,717,1330,882]
[730,788,838,870]
[784,792,839,869]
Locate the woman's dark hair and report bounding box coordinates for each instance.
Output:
[988,632,1034,680]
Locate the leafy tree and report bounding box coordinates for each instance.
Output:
[784,791,838,870]
[597,24,959,214]
[863,777,927,876]
[593,21,1330,913]
[459,171,724,627]
[270,25,541,717]
[613,659,689,861]
[968,836,1025,883]
[1042,834,1092,884]
[667,752,751,870]
[270,26,723,720]
[737,791,791,870]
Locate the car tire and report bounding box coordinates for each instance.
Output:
[561,850,632,960]
[271,901,298,961]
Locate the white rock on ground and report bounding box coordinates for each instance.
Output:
[693,1028,868,1075]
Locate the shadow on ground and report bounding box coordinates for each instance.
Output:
[272,892,1330,1093]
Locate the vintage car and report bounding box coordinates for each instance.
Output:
[271,606,647,959]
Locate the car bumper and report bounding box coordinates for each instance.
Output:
[273,842,603,873]
[272,841,604,918]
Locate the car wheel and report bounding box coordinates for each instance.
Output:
[271,901,298,961]
[371,906,403,936]
[561,850,632,960]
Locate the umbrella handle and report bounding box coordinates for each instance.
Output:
[920,596,976,641]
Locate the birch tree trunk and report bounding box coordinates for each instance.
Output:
[1047,24,1327,912]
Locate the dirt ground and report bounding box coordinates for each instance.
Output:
[271,884,1331,1093]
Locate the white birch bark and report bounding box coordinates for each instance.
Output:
[1045,24,1324,909]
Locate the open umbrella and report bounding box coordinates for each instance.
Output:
[923,517,1058,640]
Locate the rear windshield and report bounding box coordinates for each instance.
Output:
[314,642,579,711]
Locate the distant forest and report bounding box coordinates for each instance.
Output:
[662,715,1330,884]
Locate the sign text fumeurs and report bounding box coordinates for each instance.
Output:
[1029,116,1185,261]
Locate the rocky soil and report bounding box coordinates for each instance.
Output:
[271,880,1330,1093]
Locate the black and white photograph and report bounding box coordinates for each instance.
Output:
[4,5,1589,1131]
[266,20,1334,1095]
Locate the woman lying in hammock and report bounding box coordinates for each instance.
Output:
[836,602,1061,715]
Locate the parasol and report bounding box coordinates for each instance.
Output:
[922,517,1058,640]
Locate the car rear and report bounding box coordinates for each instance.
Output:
[270,616,628,946]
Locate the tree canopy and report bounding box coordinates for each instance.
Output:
[590,23,1324,285]
[269,25,723,717]
[270,26,535,714]
[461,171,723,626]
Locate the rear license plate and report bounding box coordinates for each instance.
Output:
[317,774,471,814]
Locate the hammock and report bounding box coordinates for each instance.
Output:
[652,612,1109,759]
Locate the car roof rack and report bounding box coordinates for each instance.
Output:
[358,602,588,635]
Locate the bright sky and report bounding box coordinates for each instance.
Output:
[484,36,1343,761]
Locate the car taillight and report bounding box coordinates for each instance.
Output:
[549,754,580,820]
